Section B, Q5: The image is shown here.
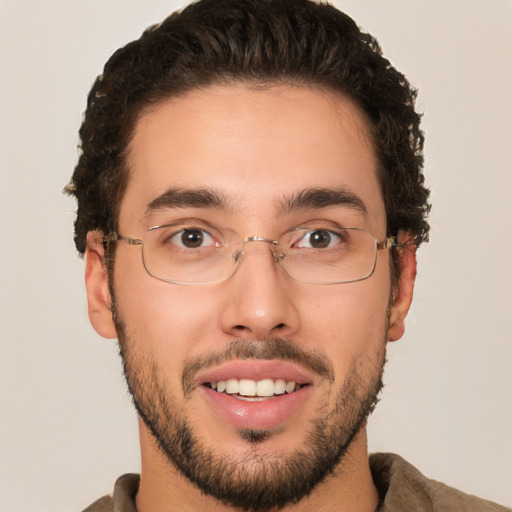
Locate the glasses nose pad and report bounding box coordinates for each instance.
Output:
[273,249,285,263]
[233,249,244,263]
[231,244,282,276]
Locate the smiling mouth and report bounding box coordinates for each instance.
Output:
[204,378,304,401]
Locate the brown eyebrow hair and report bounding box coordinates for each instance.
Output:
[144,187,232,217]
[144,186,367,219]
[278,187,367,216]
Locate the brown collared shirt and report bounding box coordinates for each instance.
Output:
[83,453,511,511]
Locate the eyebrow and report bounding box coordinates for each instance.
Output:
[144,187,231,218]
[144,185,367,219]
[278,187,368,216]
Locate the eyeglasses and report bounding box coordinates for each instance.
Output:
[105,224,398,285]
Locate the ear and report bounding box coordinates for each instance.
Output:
[387,235,417,342]
[85,231,117,339]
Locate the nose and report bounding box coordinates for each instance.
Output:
[219,238,300,340]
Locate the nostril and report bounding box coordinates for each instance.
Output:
[274,323,286,330]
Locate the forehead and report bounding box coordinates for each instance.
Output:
[121,84,384,231]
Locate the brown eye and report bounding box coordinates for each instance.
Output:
[169,228,215,249]
[181,229,204,248]
[296,229,340,249]
[309,230,331,248]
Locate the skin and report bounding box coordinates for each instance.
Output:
[85,84,417,512]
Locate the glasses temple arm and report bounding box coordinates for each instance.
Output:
[104,233,143,246]
[377,236,418,250]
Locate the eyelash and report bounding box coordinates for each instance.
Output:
[157,225,350,253]
[168,228,218,249]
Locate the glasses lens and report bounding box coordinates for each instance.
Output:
[140,225,378,285]
[280,227,378,284]
[141,224,236,284]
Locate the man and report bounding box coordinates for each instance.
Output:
[66,0,510,511]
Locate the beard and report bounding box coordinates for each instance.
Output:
[113,309,385,512]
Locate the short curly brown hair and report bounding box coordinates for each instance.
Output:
[66,0,430,264]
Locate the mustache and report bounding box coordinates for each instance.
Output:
[182,338,334,396]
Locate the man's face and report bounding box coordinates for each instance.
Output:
[87,85,411,510]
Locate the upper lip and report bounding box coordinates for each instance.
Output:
[194,359,316,388]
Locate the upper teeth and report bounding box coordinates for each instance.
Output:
[210,378,298,397]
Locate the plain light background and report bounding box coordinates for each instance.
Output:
[1,1,511,511]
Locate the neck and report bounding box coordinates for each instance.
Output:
[135,419,379,512]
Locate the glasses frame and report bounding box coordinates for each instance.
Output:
[105,226,399,286]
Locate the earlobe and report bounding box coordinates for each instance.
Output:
[387,236,417,342]
[85,231,117,339]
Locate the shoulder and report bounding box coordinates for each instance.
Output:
[82,474,140,512]
[370,453,511,512]
[82,495,113,512]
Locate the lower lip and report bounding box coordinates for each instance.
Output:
[200,385,312,430]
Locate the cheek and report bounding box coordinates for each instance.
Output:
[113,253,223,364]
[299,271,391,369]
